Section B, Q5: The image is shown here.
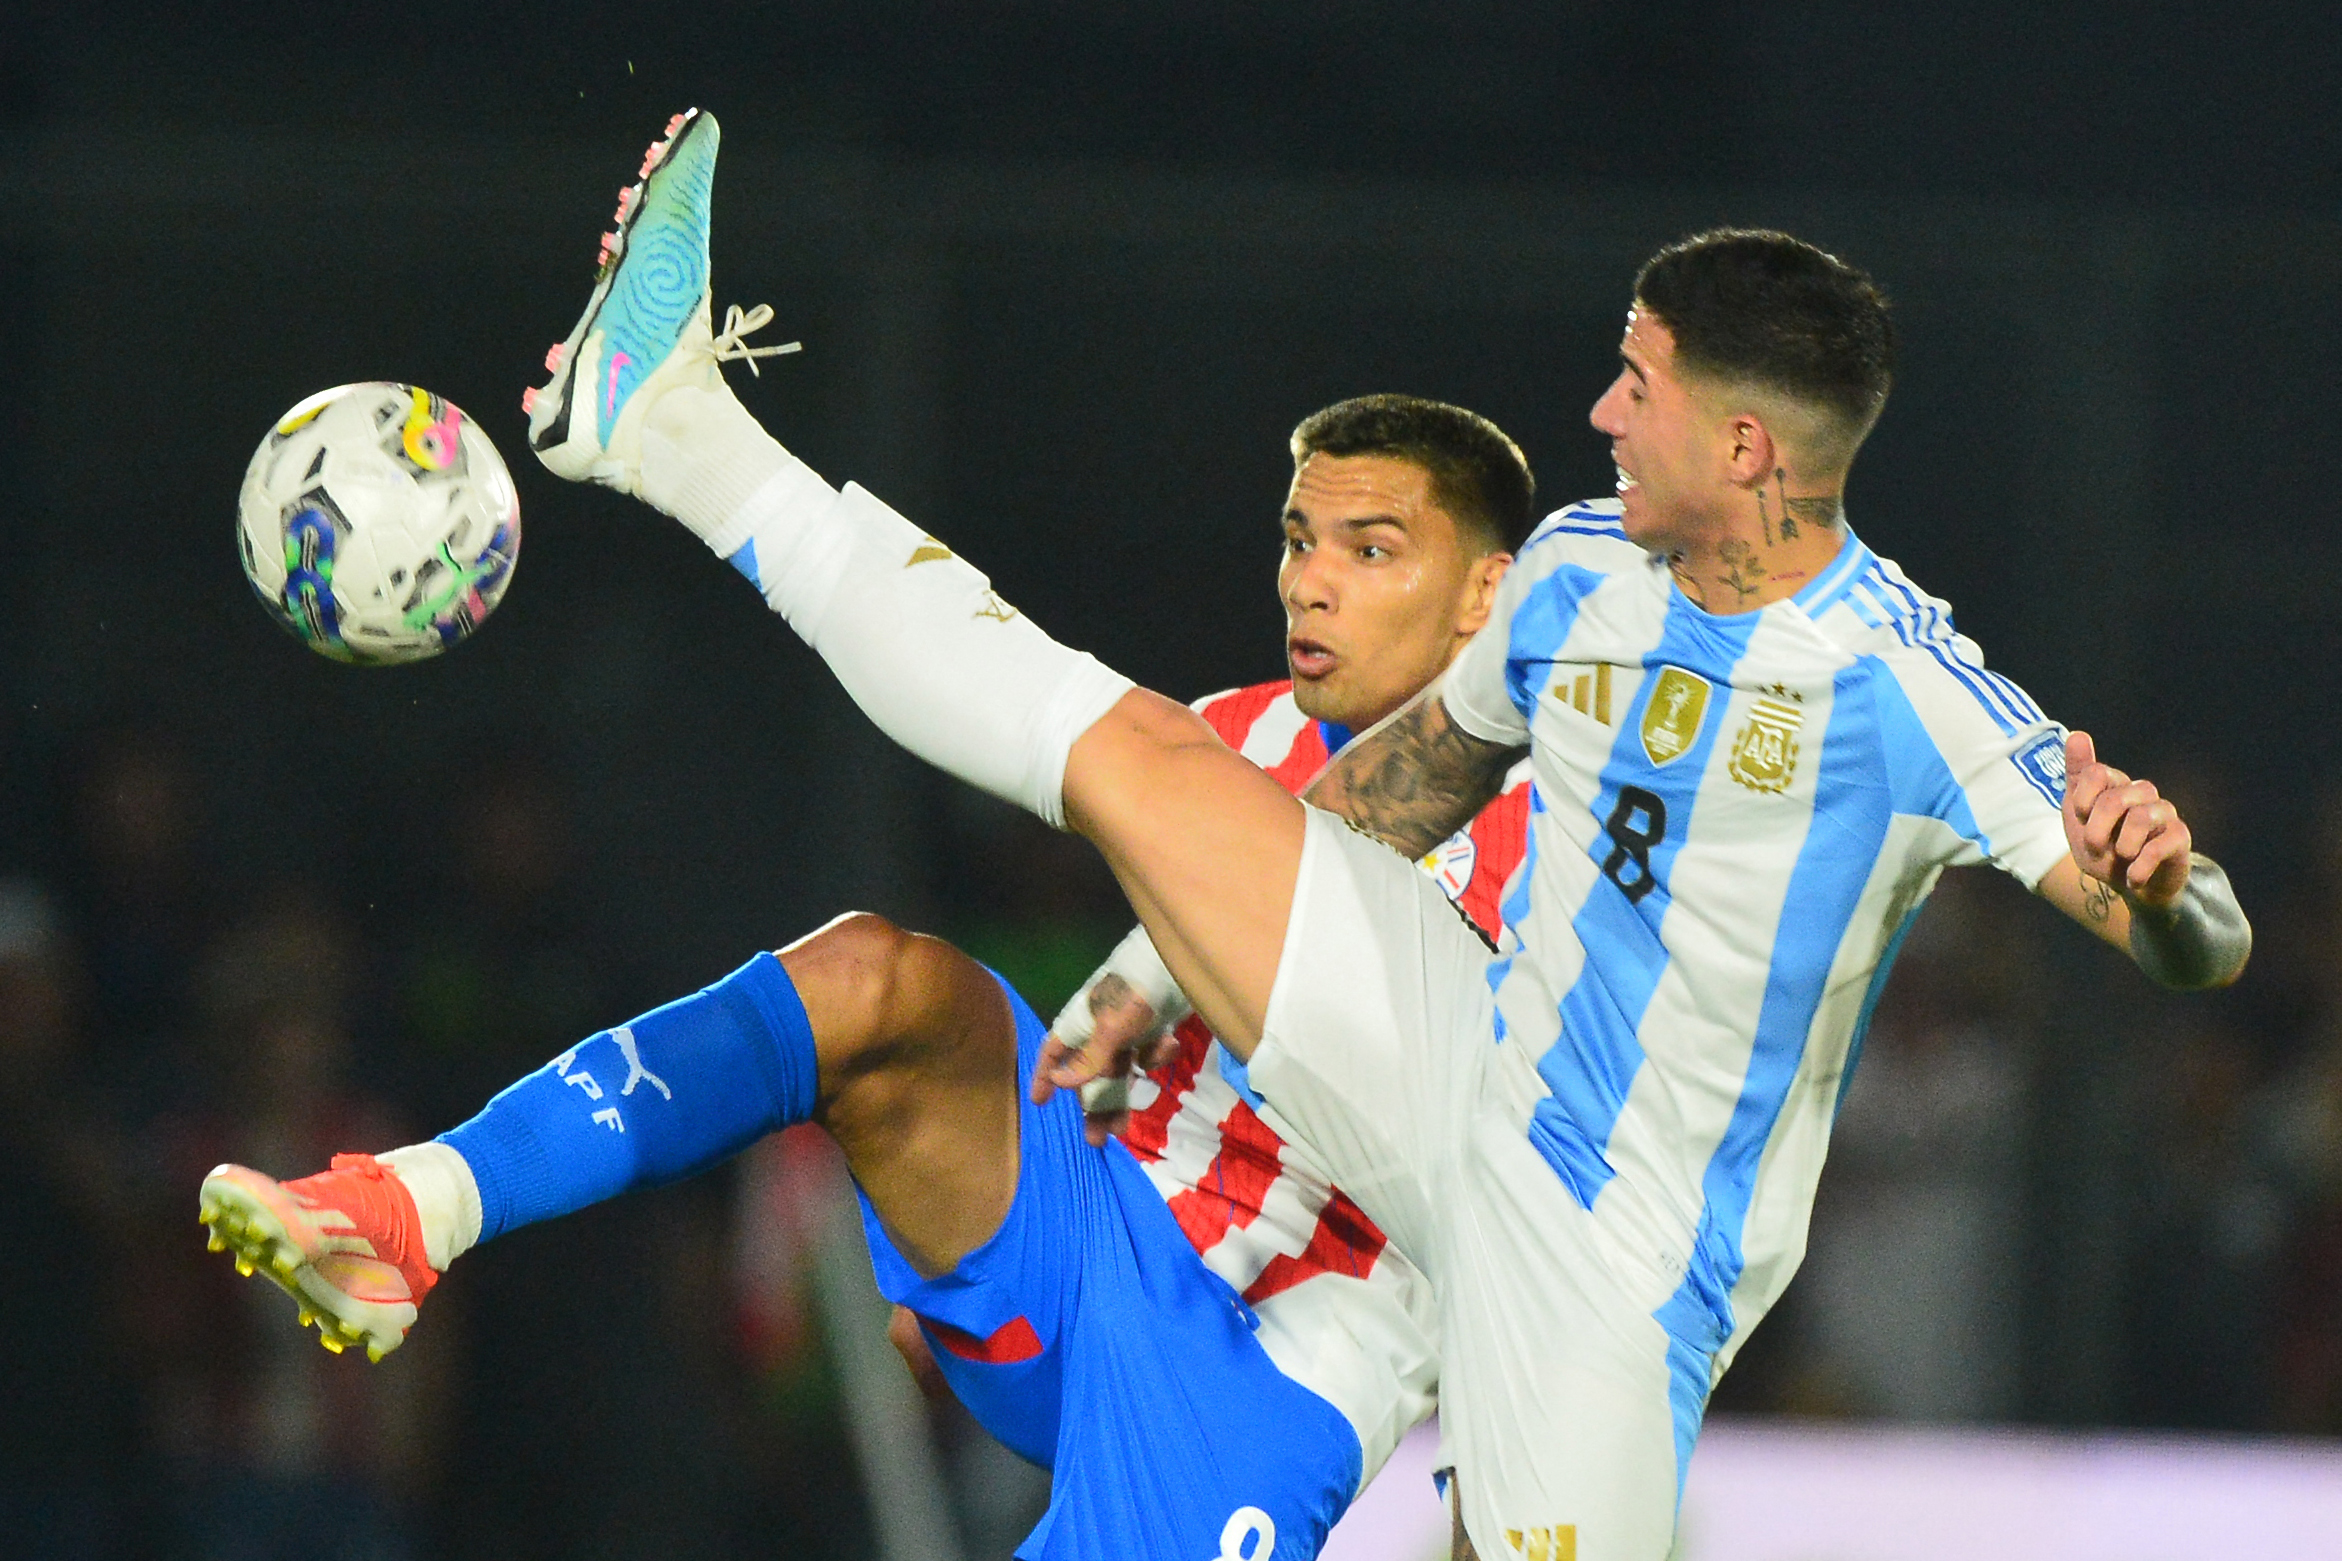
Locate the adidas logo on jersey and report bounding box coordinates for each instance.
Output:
[1550,662,1615,726]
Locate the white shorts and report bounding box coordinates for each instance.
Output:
[1247,807,1690,1561]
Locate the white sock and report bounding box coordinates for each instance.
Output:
[380,1141,483,1271]
[639,384,802,558]
[637,386,1132,828]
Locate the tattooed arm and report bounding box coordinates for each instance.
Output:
[1303,685,1528,860]
[2034,730,2250,988]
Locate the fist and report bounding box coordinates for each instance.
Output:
[1032,976,1179,1147]
[2062,730,2192,912]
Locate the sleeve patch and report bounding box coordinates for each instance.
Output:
[2012,731,2067,808]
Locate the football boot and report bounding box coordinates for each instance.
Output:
[198,1153,438,1363]
[525,107,795,493]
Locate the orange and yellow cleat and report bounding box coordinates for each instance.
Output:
[197,1153,438,1363]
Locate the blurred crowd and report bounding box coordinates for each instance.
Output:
[1,724,2334,1559]
[0,726,910,1561]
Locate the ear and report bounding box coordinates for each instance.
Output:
[1720,411,1778,488]
[1456,552,1512,637]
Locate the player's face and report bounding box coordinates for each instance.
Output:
[1279,453,1500,730]
[1589,307,1734,554]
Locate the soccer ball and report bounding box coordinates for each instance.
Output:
[237,383,521,663]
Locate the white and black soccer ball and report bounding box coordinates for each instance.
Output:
[237,383,521,663]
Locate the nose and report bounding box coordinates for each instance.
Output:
[1589,375,1627,437]
[1283,545,1335,614]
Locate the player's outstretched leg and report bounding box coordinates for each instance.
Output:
[199,914,1021,1358]
[525,108,1307,1052]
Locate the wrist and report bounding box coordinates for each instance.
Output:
[2120,882,2183,926]
[2125,854,2249,990]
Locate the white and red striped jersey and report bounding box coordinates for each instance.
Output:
[1119,679,1532,1477]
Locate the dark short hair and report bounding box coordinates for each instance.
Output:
[1290,394,1536,555]
[1633,228,1896,466]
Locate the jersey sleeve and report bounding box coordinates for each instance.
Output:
[1442,567,1536,747]
[1443,502,1635,747]
[1874,640,2072,889]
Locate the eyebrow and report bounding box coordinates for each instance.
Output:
[1284,507,1410,533]
[1620,351,1648,384]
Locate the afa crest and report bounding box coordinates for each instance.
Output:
[1728,686,1805,793]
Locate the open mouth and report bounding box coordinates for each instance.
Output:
[1615,463,1639,496]
[1287,637,1337,679]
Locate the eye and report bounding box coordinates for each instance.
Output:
[1357,543,1389,562]
[1284,533,1310,556]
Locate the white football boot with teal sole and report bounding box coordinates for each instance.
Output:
[525,108,795,494]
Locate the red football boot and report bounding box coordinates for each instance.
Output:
[198,1153,438,1362]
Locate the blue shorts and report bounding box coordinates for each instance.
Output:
[858,977,1362,1561]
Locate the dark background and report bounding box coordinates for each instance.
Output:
[2,4,2338,1557]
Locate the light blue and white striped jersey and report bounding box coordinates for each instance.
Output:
[1443,497,2070,1418]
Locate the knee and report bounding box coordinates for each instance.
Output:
[1065,688,1231,840]
[777,912,923,1053]
[778,912,992,1084]
[1112,687,1225,755]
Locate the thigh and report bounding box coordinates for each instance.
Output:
[1066,688,1307,1057]
[1242,806,1498,1270]
[865,981,1365,1558]
[1038,1149,1365,1561]
[784,913,1021,1277]
[1438,1129,1689,1561]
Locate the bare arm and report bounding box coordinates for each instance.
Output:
[2036,731,2251,989]
[1303,686,1527,860]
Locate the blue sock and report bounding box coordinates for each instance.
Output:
[437,951,818,1243]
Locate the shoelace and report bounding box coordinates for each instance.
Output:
[709,302,802,376]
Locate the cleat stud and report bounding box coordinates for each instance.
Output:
[206,1233,226,1252]
[298,1309,315,1327]
[366,1343,387,1364]
[666,111,687,133]
[234,1257,255,1277]
[520,387,539,414]
[544,342,564,372]
[319,1334,344,1354]
[198,1206,216,1225]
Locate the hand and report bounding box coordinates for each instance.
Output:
[2062,730,2193,914]
[1032,975,1179,1147]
